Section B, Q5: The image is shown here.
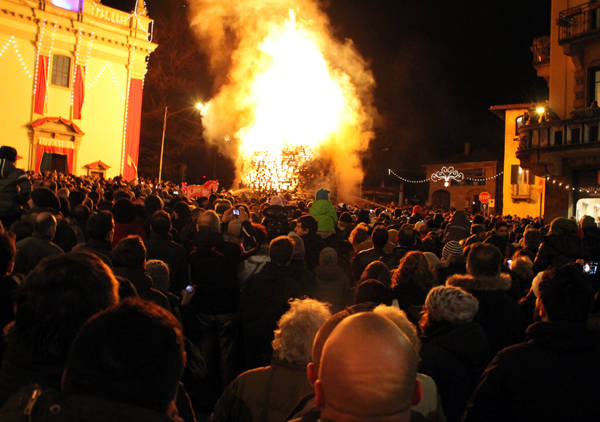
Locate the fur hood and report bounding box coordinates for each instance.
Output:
[446,272,512,292]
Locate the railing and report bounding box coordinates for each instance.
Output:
[531,36,550,66]
[558,1,600,44]
[517,111,600,154]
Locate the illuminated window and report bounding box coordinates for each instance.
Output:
[515,115,524,136]
[51,55,71,87]
[51,0,82,12]
[588,67,600,105]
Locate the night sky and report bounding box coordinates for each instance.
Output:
[104,0,550,186]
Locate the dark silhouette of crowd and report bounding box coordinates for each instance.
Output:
[0,145,599,421]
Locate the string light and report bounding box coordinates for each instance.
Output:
[33,19,47,98]
[45,21,58,107]
[121,46,135,173]
[70,32,82,108]
[0,37,33,78]
[545,176,600,195]
[86,62,109,90]
[108,63,126,100]
[388,168,504,185]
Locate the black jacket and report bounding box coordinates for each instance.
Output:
[146,232,189,294]
[419,321,489,422]
[447,273,525,355]
[14,235,63,276]
[239,263,304,370]
[533,233,584,273]
[463,321,600,422]
[0,161,29,218]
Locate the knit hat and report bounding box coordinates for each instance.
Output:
[425,285,479,324]
[0,146,17,162]
[412,205,424,216]
[319,247,338,266]
[316,189,330,201]
[442,240,463,260]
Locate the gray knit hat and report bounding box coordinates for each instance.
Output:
[442,240,463,260]
[425,285,479,324]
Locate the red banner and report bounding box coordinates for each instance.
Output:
[123,78,143,181]
[34,55,48,114]
[72,65,85,119]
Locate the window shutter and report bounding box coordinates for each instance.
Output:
[511,165,519,185]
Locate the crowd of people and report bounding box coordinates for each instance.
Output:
[0,145,598,421]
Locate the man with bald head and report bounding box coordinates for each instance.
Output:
[314,312,422,422]
[14,212,63,275]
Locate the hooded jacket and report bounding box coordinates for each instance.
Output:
[446,273,524,355]
[308,200,337,233]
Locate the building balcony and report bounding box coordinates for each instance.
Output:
[531,36,550,81]
[558,1,600,47]
[516,108,600,177]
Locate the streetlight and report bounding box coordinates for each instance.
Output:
[158,102,204,183]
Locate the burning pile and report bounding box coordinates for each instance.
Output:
[190,0,376,199]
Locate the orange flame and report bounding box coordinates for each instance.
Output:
[191,1,376,198]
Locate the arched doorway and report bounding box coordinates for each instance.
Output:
[432,189,450,209]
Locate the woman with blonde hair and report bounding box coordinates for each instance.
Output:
[348,222,372,254]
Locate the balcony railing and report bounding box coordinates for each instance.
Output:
[517,109,600,154]
[558,1,600,44]
[531,36,550,66]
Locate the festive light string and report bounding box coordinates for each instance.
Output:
[33,19,47,98]
[108,63,126,100]
[91,1,154,41]
[86,62,109,90]
[70,32,82,108]
[45,22,58,107]
[546,176,600,195]
[121,46,135,173]
[0,36,33,78]
[388,168,504,184]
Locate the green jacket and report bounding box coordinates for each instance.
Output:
[309,200,337,233]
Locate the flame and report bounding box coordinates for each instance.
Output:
[190,0,376,198]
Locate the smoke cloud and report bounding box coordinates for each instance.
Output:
[188,0,376,200]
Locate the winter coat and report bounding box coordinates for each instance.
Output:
[239,263,304,370]
[0,385,180,422]
[301,233,326,272]
[72,238,113,266]
[14,235,63,276]
[463,321,600,422]
[188,234,243,315]
[0,160,30,218]
[532,233,583,273]
[351,247,387,281]
[446,273,525,355]
[419,321,490,422]
[111,267,171,312]
[582,226,600,261]
[212,359,312,422]
[308,199,337,233]
[314,262,351,313]
[261,205,289,240]
[146,232,189,294]
[112,219,147,247]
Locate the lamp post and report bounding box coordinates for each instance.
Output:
[158,102,204,183]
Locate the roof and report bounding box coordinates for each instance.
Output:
[489,103,536,120]
[84,160,111,169]
[31,117,84,135]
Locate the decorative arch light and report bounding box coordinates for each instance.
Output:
[430,166,464,187]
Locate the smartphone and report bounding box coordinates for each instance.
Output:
[173,190,179,195]
[370,209,374,214]
[584,262,598,275]
[507,259,512,267]
[185,285,195,293]
[233,209,240,216]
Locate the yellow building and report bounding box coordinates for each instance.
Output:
[490,104,546,218]
[517,0,600,220]
[0,0,156,180]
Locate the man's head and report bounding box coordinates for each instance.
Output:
[112,235,146,270]
[0,146,17,162]
[34,212,57,240]
[466,242,502,277]
[315,312,420,421]
[494,221,509,238]
[268,236,294,267]
[538,263,593,322]
[296,215,318,236]
[371,226,389,250]
[86,210,114,242]
[15,252,119,362]
[150,210,171,235]
[272,298,331,364]
[146,259,170,293]
[62,299,185,414]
